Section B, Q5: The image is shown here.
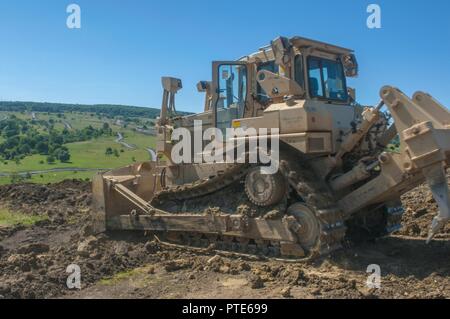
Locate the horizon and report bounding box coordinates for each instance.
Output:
[0,100,160,109]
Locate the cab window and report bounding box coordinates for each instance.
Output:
[216,64,247,130]
[218,64,247,109]
[294,55,304,88]
[256,61,277,103]
[308,57,348,101]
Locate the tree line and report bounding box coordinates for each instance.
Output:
[0,116,112,163]
[0,101,190,118]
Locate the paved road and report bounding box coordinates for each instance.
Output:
[146,148,157,161]
[63,121,73,130]
[115,133,136,149]
[116,131,157,161]
[136,127,156,136]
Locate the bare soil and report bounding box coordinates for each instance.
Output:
[0,178,449,299]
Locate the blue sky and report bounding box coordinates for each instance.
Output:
[0,0,449,113]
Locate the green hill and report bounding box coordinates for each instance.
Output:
[0,101,191,118]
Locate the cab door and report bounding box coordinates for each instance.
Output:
[211,61,248,132]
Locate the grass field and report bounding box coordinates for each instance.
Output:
[0,136,154,173]
[0,208,48,226]
[0,171,96,185]
[0,111,157,185]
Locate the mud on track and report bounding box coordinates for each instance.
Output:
[0,178,449,299]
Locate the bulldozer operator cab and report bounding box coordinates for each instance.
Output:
[209,37,358,135]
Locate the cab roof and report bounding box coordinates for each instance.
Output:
[243,36,354,62]
[290,36,354,55]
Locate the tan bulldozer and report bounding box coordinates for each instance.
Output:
[92,36,450,259]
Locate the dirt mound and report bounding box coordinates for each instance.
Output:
[0,180,91,227]
[0,231,161,298]
[0,180,90,207]
[0,180,93,248]
[399,172,450,239]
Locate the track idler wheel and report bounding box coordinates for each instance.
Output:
[287,203,321,252]
[244,167,287,207]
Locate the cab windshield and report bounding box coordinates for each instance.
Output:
[308,57,348,101]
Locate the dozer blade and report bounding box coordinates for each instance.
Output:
[92,161,160,233]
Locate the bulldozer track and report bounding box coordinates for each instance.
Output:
[278,148,347,256]
[149,147,347,259]
[152,163,253,204]
[154,234,316,263]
